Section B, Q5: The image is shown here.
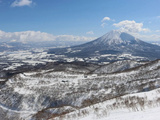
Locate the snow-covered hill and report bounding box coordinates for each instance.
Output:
[0,59,160,120]
[52,88,160,120]
[93,60,146,74]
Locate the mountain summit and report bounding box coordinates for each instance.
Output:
[96,30,140,45]
[48,30,160,60]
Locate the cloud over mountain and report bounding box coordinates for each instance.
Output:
[0,30,95,43]
[113,20,150,33]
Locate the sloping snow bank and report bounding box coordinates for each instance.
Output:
[52,88,160,120]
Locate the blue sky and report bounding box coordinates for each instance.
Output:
[0,0,160,42]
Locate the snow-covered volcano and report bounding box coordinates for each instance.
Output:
[48,30,160,60]
[92,30,138,45]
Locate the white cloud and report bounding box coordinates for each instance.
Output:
[101,17,113,28]
[0,30,96,43]
[11,0,32,7]
[1,30,159,43]
[131,32,160,42]
[101,23,106,28]
[101,17,111,22]
[56,35,96,42]
[113,20,150,33]
[86,31,94,35]
[112,20,160,42]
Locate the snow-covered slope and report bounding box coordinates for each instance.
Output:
[52,88,160,120]
[0,59,160,120]
[93,60,146,74]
